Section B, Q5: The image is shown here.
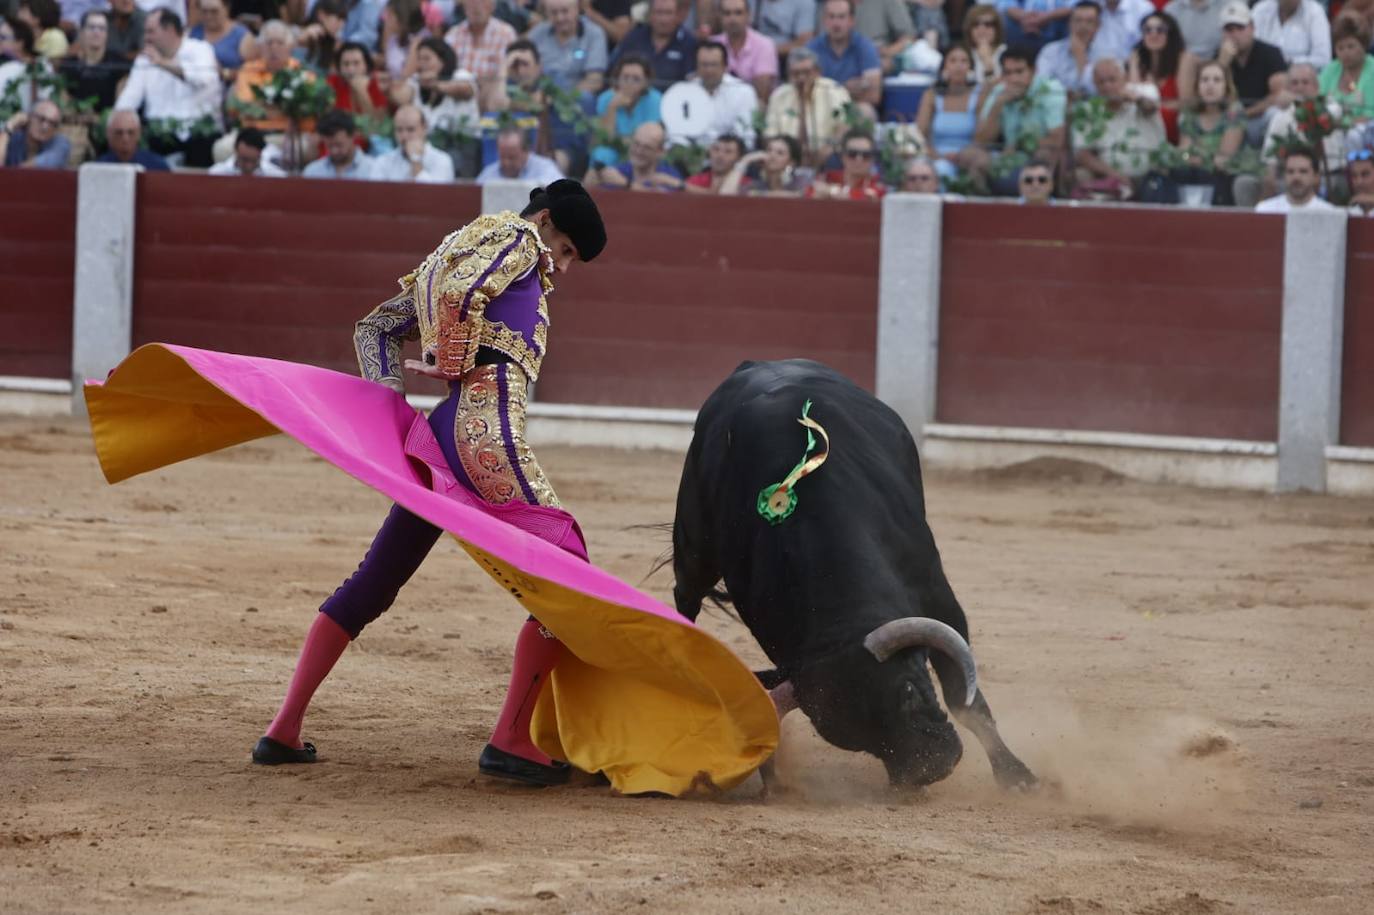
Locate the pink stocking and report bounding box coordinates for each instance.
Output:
[263,613,351,749]
[487,618,564,765]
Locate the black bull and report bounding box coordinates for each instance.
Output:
[671,360,1037,789]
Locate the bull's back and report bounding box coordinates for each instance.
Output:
[678,360,939,662]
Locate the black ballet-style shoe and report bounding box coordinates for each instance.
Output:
[252,736,318,765]
[478,744,570,787]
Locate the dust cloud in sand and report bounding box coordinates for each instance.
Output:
[1,417,1372,914]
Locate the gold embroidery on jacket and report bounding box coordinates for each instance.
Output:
[453,364,560,508]
[399,213,554,383]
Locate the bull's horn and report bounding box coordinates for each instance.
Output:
[862,618,978,707]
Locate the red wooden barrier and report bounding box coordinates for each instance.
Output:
[936,203,1285,441]
[1,170,76,379]
[536,192,881,408]
[1341,219,1374,447]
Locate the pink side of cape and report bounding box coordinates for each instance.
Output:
[109,345,689,628]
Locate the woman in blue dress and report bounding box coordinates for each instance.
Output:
[915,44,982,184]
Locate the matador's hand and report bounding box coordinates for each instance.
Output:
[403,358,448,379]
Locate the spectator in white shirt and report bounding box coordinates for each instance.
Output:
[1036,1,1116,98]
[1255,146,1334,211]
[207,127,287,176]
[114,9,222,166]
[303,110,375,179]
[666,40,758,148]
[476,126,564,184]
[1096,0,1155,61]
[371,104,456,182]
[1251,0,1330,70]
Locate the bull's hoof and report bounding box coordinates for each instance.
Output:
[993,758,1039,793]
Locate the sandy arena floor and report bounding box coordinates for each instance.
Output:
[1,414,1372,914]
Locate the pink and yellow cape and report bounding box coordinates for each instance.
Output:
[85,344,778,796]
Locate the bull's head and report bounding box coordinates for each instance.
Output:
[791,618,977,788]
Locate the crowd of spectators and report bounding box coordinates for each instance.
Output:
[1,0,1373,211]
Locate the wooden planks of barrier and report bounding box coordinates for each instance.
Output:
[1341,219,1374,448]
[936,203,1285,442]
[1,170,76,380]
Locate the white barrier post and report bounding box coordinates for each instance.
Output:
[71,164,137,414]
[876,193,943,440]
[481,179,534,217]
[1276,208,1347,493]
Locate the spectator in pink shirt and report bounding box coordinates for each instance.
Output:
[712,0,778,102]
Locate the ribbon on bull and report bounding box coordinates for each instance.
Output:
[757,399,831,525]
[83,344,779,797]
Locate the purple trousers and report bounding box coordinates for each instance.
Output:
[321,366,553,639]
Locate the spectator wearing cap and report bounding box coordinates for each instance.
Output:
[684,133,745,193]
[1319,13,1374,125]
[0,99,70,168]
[765,45,852,168]
[1073,58,1165,193]
[527,0,608,96]
[1216,1,1286,149]
[1035,1,1115,98]
[371,104,456,182]
[208,127,287,175]
[1252,0,1330,71]
[1255,146,1333,211]
[96,108,171,169]
[1347,148,1374,216]
[1095,0,1154,62]
[753,0,815,61]
[609,0,698,92]
[303,110,375,179]
[477,125,564,184]
[808,0,882,108]
[665,41,758,148]
[711,0,777,103]
[591,120,684,191]
[114,9,223,167]
[804,127,885,200]
[1162,0,1225,61]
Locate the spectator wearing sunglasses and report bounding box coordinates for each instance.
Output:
[1255,146,1333,212]
[805,127,885,200]
[1017,159,1054,204]
[1347,148,1374,216]
[0,99,71,168]
[962,4,1006,85]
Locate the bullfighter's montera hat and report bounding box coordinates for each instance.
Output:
[530,179,607,262]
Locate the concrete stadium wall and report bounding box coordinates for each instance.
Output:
[936,204,1284,442]
[1342,219,1374,449]
[2,170,76,380]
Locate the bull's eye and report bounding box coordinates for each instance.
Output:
[903,682,916,698]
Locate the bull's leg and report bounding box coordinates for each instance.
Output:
[928,654,1037,791]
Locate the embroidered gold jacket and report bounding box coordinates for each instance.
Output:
[354,212,554,389]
